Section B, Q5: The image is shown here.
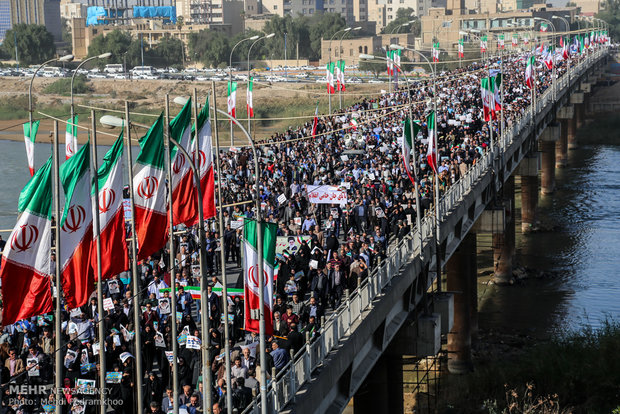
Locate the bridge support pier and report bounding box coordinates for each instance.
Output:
[518,156,538,233]
[540,124,560,195]
[446,232,476,374]
[353,353,404,414]
[556,105,573,167]
[493,175,515,285]
[569,92,585,148]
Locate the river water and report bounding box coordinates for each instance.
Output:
[479,142,620,335]
[1,139,619,333]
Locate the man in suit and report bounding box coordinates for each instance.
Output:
[5,348,24,379]
[240,347,256,371]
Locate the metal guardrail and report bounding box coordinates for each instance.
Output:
[241,48,606,414]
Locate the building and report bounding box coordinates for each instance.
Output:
[0,0,63,42]
[175,0,244,25]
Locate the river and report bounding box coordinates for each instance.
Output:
[1,139,620,333]
[479,142,620,335]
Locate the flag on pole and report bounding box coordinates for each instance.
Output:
[480,36,488,53]
[247,77,254,118]
[193,98,216,220]
[243,219,277,335]
[481,77,496,121]
[542,46,554,69]
[498,34,505,49]
[133,115,168,260]
[458,39,464,58]
[432,43,440,62]
[337,60,346,91]
[23,120,39,176]
[393,50,401,73]
[93,133,129,280]
[65,115,78,160]
[426,111,437,174]
[227,82,237,118]
[523,34,529,45]
[386,50,393,75]
[512,34,518,47]
[334,60,341,90]
[311,102,319,137]
[402,117,420,185]
[560,37,569,59]
[0,157,54,326]
[525,55,535,89]
[492,71,502,112]
[326,61,335,94]
[60,141,94,310]
[170,97,197,227]
[540,22,548,32]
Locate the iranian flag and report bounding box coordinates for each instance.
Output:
[243,219,277,335]
[512,34,518,47]
[523,35,529,45]
[492,71,502,111]
[432,43,440,62]
[133,115,168,260]
[0,157,53,326]
[23,120,39,176]
[481,77,497,122]
[386,50,393,76]
[193,97,216,220]
[458,39,464,58]
[426,111,437,174]
[311,102,319,137]
[334,60,341,90]
[65,115,78,159]
[60,141,94,310]
[247,77,254,118]
[540,22,548,32]
[170,97,197,227]
[498,34,505,49]
[92,133,129,280]
[337,60,346,91]
[525,55,535,89]
[542,46,553,70]
[227,82,237,118]
[402,117,420,185]
[393,50,401,73]
[326,62,335,94]
[561,37,569,60]
[480,36,488,53]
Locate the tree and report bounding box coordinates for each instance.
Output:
[188,30,230,68]
[382,8,420,35]
[87,29,133,65]
[359,59,386,78]
[263,15,312,62]
[2,24,56,66]
[308,13,347,61]
[151,36,184,68]
[597,0,620,41]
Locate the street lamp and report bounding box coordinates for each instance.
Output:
[28,54,74,137]
[247,32,275,136]
[535,17,557,101]
[328,27,352,113]
[71,52,111,141]
[338,26,362,109]
[228,34,259,147]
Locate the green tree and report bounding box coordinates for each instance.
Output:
[87,29,133,65]
[308,13,347,61]
[2,24,56,66]
[263,15,312,62]
[62,18,73,54]
[359,59,386,78]
[597,0,620,40]
[151,36,184,68]
[188,30,230,68]
[382,9,420,35]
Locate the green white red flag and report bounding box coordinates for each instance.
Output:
[337,60,346,91]
[243,219,277,335]
[426,111,437,174]
[60,141,94,309]
[481,77,497,121]
[170,97,197,227]
[247,77,254,117]
[65,115,78,159]
[92,133,129,280]
[458,39,464,58]
[0,157,54,326]
[133,115,168,260]
[227,82,237,118]
[23,120,39,176]
[402,117,420,185]
[326,62,335,94]
[525,54,535,89]
[193,97,216,220]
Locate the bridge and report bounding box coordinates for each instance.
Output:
[242,47,610,414]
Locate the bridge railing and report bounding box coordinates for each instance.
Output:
[241,47,605,414]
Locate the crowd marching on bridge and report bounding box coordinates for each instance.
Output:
[0,29,609,414]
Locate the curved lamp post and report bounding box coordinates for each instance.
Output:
[247,33,275,136]
[338,26,362,109]
[229,34,259,146]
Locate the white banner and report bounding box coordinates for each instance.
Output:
[306,185,348,206]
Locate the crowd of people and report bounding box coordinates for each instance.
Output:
[0,43,598,414]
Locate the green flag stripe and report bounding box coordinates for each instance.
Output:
[18,156,53,217]
[94,133,124,195]
[60,140,90,226]
[136,114,165,169]
[23,120,40,143]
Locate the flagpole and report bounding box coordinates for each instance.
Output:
[52,120,63,414]
[123,101,145,414]
[192,88,213,414]
[211,80,234,413]
[165,94,180,414]
[89,110,107,414]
